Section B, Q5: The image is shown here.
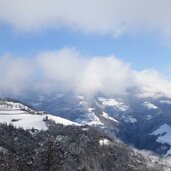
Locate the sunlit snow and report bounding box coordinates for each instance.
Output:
[98,97,129,111]
[143,102,158,110]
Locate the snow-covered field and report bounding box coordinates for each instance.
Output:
[0,100,78,130]
[0,113,78,130]
[0,113,47,130]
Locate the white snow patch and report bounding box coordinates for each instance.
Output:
[77,95,85,100]
[82,127,89,131]
[79,107,103,125]
[160,100,171,105]
[143,102,158,110]
[152,124,171,146]
[79,101,87,106]
[85,112,103,125]
[75,99,103,125]
[99,139,110,146]
[152,124,171,157]
[46,114,78,126]
[98,97,129,111]
[78,110,103,126]
[102,112,118,122]
[87,108,95,113]
[123,116,137,123]
[147,115,153,120]
[79,100,89,108]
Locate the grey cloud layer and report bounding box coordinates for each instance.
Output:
[0,0,171,36]
[1,48,171,97]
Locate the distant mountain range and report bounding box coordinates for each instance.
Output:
[1,91,171,170]
[11,91,171,157]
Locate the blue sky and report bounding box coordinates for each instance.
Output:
[1,0,171,96]
[1,23,171,73]
[1,0,171,73]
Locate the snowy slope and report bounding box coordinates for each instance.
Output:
[76,98,103,125]
[0,113,47,130]
[152,123,171,145]
[0,113,78,130]
[151,123,171,156]
[0,99,36,113]
[98,97,129,111]
[0,99,78,130]
[143,102,158,110]
[102,112,118,122]
[76,108,103,125]
[160,100,171,105]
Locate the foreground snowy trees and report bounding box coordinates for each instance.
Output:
[0,123,165,171]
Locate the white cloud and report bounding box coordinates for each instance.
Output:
[36,48,85,92]
[1,48,171,98]
[78,56,132,96]
[134,69,171,98]
[0,0,171,37]
[0,54,34,94]
[37,48,133,96]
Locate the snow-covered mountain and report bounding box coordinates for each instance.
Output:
[3,92,171,158]
[2,93,171,171]
[9,91,171,158]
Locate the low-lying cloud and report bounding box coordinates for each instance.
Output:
[0,0,171,38]
[134,69,171,98]
[0,48,171,98]
[0,54,34,95]
[36,48,133,96]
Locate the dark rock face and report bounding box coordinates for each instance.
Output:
[0,123,162,171]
